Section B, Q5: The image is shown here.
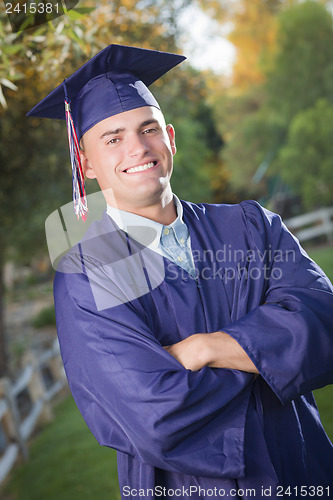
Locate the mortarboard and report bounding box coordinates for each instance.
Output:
[27,44,186,221]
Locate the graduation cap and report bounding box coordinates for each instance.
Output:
[27,44,186,221]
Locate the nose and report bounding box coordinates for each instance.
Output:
[127,133,149,157]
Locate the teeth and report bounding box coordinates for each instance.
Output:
[126,162,155,174]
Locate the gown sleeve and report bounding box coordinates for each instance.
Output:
[53,259,254,478]
[222,200,333,405]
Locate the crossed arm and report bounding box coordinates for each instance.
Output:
[164,331,259,373]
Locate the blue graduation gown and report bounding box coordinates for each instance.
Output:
[54,200,333,499]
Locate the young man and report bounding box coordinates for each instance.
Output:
[28,44,333,499]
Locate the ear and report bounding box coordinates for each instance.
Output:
[166,124,176,156]
[80,149,97,180]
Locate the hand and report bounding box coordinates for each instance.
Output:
[164,332,259,373]
[164,334,211,371]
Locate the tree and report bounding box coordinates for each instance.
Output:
[152,64,224,203]
[193,0,285,203]
[0,0,222,375]
[265,0,333,210]
[277,99,333,209]
[266,0,333,121]
[215,1,333,209]
[0,6,95,376]
[0,5,96,107]
[228,0,282,90]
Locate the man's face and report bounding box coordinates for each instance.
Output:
[80,106,176,211]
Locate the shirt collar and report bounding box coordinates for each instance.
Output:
[106,195,186,249]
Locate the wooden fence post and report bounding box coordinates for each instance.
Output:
[0,378,28,460]
[22,351,54,425]
[0,340,68,485]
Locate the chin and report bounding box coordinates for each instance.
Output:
[136,182,164,197]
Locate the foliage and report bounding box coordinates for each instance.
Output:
[203,0,286,203]
[267,0,333,209]
[153,65,225,202]
[266,0,333,122]
[213,86,283,201]
[0,5,97,271]
[228,0,281,90]
[0,0,208,262]
[215,0,333,210]
[0,0,224,375]
[53,0,192,58]
[0,96,71,261]
[277,99,333,209]
[32,304,56,328]
[0,0,225,262]
[0,7,93,108]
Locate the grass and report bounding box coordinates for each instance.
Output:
[2,396,120,500]
[314,385,333,441]
[1,245,332,498]
[306,245,333,281]
[307,245,333,442]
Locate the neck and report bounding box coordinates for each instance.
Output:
[132,197,177,225]
[109,188,177,225]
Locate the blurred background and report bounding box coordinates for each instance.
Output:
[0,0,333,498]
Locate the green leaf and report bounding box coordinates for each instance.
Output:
[73,7,96,15]
[17,15,36,32]
[31,25,48,36]
[62,26,85,48]
[64,6,95,22]
[2,44,26,55]
[65,8,88,21]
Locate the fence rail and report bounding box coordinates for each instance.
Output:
[284,206,333,243]
[0,338,67,485]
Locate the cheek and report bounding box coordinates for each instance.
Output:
[154,137,173,155]
[94,150,118,173]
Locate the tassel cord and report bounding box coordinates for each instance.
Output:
[64,99,88,221]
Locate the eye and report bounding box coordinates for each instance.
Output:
[107,137,120,144]
[143,128,157,134]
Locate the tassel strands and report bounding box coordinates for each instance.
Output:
[64,99,88,222]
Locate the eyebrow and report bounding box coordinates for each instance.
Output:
[100,127,125,139]
[99,119,160,140]
[140,119,159,128]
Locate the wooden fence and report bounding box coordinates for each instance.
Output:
[0,338,67,485]
[284,206,333,243]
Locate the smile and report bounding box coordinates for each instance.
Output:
[125,161,157,174]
